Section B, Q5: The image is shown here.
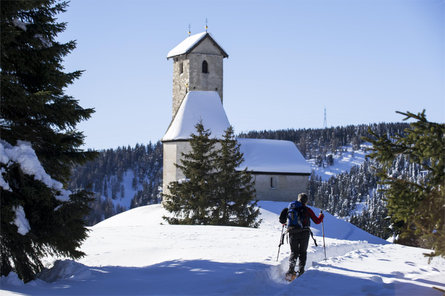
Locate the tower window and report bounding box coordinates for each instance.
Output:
[179,62,183,74]
[202,60,208,73]
[270,177,276,189]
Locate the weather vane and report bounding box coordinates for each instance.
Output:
[188,24,191,36]
[205,18,208,32]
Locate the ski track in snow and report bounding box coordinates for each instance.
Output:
[1,204,444,296]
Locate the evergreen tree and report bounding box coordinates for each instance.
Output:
[365,111,445,258]
[213,126,260,227]
[1,0,97,281]
[163,122,217,225]
[163,124,261,228]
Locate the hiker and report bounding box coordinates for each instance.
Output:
[279,193,324,279]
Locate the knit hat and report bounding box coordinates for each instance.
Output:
[298,193,308,205]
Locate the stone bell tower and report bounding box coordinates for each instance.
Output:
[167,32,229,117]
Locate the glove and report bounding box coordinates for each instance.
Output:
[279,208,288,224]
[319,213,324,222]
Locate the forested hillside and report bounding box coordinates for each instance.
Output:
[239,122,409,159]
[69,143,162,225]
[240,123,413,239]
[71,122,415,238]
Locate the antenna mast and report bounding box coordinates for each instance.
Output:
[323,107,327,129]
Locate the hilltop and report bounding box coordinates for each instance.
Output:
[1,202,444,295]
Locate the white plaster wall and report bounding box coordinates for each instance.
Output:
[162,141,193,198]
[253,174,309,202]
[163,141,225,199]
[163,142,308,202]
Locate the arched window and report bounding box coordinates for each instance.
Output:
[202,60,208,73]
[179,62,183,74]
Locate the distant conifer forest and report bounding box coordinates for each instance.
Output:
[70,122,413,239]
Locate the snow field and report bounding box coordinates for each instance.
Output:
[308,144,371,181]
[1,203,444,295]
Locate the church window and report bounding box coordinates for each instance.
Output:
[179,62,183,74]
[202,60,208,73]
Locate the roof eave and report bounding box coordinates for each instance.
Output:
[167,33,229,59]
[236,169,311,176]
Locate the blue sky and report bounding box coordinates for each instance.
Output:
[58,0,444,150]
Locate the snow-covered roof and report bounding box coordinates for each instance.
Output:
[237,138,311,174]
[162,91,231,141]
[167,32,228,59]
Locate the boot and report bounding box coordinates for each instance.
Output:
[285,265,297,282]
[297,268,305,278]
[288,262,296,273]
[286,268,296,276]
[285,270,297,282]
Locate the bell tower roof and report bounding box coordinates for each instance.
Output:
[162,91,230,142]
[167,32,228,59]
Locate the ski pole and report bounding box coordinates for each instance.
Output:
[276,224,285,262]
[321,210,327,260]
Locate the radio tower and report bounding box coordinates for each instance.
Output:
[323,107,327,129]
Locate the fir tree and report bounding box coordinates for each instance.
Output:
[1,0,97,281]
[163,124,261,228]
[365,110,445,258]
[213,126,260,227]
[163,122,217,225]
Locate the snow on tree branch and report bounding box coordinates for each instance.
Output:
[0,140,71,202]
[12,206,31,236]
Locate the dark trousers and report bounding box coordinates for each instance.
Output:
[288,229,310,272]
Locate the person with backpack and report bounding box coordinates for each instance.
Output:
[279,193,324,280]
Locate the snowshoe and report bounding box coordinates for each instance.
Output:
[285,271,297,282]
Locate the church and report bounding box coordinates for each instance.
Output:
[162,31,311,202]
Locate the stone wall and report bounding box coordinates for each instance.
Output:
[171,56,190,117]
[171,37,224,117]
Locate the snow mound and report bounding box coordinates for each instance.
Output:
[2,202,444,296]
[38,260,92,283]
[1,273,24,287]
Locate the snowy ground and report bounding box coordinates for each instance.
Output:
[1,202,444,296]
[308,144,371,181]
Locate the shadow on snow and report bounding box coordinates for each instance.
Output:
[1,259,437,296]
